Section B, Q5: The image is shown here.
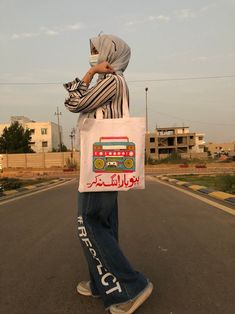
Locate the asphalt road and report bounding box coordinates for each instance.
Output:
[0,178,235,314]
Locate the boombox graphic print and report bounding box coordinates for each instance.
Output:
[93,137,136,173]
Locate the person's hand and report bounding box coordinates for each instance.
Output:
[82,62,115,85]
[91,62,115,75]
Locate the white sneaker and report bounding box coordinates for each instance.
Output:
[76,281,100,298]
[109,282,153,314]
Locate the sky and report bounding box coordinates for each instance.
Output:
[0,0,235,148]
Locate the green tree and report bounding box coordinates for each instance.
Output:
[0,121,34,153]
[52,144,68,152]
[61,144,68,152]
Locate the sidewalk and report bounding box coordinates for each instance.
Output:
[0,178,73,201]
[156,175,235,205]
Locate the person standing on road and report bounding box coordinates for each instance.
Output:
[64,34,153,314]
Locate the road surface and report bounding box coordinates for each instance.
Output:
[1,178,235,314]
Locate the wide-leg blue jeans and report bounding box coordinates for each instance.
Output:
[77,191,148,309]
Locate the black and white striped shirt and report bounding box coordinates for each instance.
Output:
[64,74,129,119]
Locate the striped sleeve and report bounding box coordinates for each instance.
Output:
[63,75,117,113]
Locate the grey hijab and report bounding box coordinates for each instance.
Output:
[90,34,131,78]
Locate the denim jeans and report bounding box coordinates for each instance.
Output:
[77,191,148,309]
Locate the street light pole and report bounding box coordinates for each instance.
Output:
[145,87,149,134]
[145,87,149,165]
[55,107,62,152]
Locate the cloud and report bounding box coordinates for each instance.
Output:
[125,4,218,29]
[126,19,144,26]
[44,30,59,36]
[148,15,171,22]
[175,9,196,19]
[125,8,201,28]
[174,4,217,21]
[11,32,38,39]
[126,14,171,27]
[200,3,217,12]
[125,5,219,29]
[39,26,59,36]
[11,22,85,40]
[66,23,84,31]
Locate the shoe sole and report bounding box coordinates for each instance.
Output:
[110,282,153,314]
[76,285,100,298]
[76,285,92,296]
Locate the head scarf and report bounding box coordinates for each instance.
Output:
[90,34,131,78]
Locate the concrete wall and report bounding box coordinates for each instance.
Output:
[149,152,208,160]
[181,152,208,160]
[0,152,80,169]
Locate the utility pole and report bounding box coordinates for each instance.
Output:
[69,128,75,159]
[145,87,149,165]
[55,107,62,152]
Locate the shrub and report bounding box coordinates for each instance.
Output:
[0,177,22,190]
[215,175,235,194]
[65,158,78,169]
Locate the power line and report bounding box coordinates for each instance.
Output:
[155,110,235,127]
[0,74,235,86]
[128,74,235,83]
[0,82,60,86]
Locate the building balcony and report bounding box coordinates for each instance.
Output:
[177,143,188,146]
[158,145,177,148]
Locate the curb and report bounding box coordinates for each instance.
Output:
[0,178,73,201]
[156,175,235,205]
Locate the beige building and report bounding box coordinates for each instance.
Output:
[0,116,62,153]
[191,133,206,153]
[146,126,206,160]
[205,141,235,157]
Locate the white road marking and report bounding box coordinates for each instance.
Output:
[0,179,77,207]
[147,176,235,216]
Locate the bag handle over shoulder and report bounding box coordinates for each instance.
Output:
[99,136,129,142]
[96,75,129,119]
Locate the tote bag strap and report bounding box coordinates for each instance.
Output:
[96,75,129,119]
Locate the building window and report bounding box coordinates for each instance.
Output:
[190,136,194,139]
[41,128,47,135]
[168,138,174,146]
[30,129,35,135]
[29,142,35,146]
[150,137,155,143]
[159,148,171,154]
[150,148,156,153]
[177,137,183,144]
[42,141,48,147]
[198,136,203,140]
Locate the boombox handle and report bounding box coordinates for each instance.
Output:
[100,136,129,142]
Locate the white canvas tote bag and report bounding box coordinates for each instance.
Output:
[79,76,146,192]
